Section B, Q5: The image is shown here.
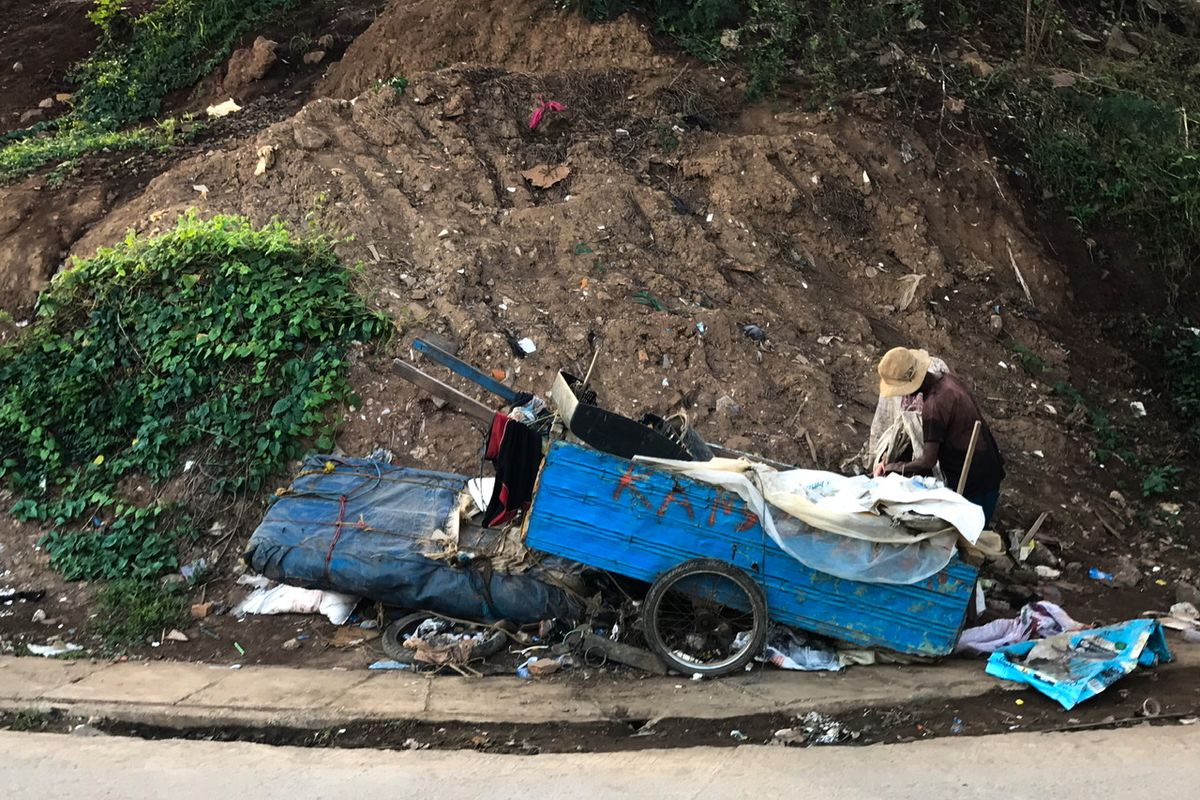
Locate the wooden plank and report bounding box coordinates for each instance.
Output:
[391,359,495,423]
[413,338,519,403]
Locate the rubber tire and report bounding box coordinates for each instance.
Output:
[380,612,507,664]
[643,558,768,677]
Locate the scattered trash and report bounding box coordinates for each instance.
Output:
[180,558,208,583]
[254,145,276,176]
[233,641,246,656]
[577,632,668,675]
[281,638,301,651]
[1034,565,1061,580]
[986,619,1173,709]
[206,98,242,118]
[520,163,570,189]
[1089,567,1114,582]
[695,321,707,335]
[369,660,411,670]
[1130,401,1147,418]
[0,588,46,603]
[528,96,565,130]
[950,717,963,734]
[729,729,748,741]
[760,628,841,671]
[192,184,209,198]
[741,323,767,342]
[516,337,537,355]
[632,290,665,311]
[957,601,1082,655]
[27,639,83,657]
[331,626,381,648]
[190,602,214,620]
[1141,697,1162,718]
[234,578,359,625]
[165,629,189,643]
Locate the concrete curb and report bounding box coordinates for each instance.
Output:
[4,645,1199,729]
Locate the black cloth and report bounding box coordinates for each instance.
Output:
[483,413,543,527]
[922,374,1005,496]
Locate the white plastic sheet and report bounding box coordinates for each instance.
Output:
[233,578,359,625]
[638,457,984,584]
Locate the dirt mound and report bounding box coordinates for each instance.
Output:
[319,0,671,99]
[75,64,1082,508]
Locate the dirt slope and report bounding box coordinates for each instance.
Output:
[319,0,671,98]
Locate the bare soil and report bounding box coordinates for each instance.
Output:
[1,0,1197,673]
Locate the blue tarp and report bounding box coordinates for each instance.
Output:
[244,455,579,623]
[985,619,1173,709]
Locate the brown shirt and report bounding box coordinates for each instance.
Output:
[922,374,1005,496]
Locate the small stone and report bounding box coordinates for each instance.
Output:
[302,50,326,65]
[71,724,108,737]
[316,34,335,49]
[989,314,1003,333]
[1113,555,1143,589]
[165,629,189,642]
[293,123,330,150]
[1109,490,1127,508]
[282,638,301,651]
[37,97,54,109]
[190,602,214,620]
[1176,582,1200,608]
[12,62,23,73]
[19,108,43,124]
[716,395,742,418]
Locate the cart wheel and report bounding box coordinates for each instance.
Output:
[643,558,767,677]
[380,612,506,664]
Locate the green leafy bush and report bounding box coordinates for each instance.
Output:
[0,213,385,580]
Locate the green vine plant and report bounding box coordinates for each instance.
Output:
[0,213,385,582]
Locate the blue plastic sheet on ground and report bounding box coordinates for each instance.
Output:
[244,455,578,623]
[985,619,1173,710]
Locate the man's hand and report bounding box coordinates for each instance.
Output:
[873,462,888,477]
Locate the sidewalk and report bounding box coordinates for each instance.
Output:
[4,644,1198,729]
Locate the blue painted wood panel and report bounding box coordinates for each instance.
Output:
[524,442,976,656]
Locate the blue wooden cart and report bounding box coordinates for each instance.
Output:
[524,441,977,674]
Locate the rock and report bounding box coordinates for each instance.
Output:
[1026,544,1061,569]
[12,62,23,73]
[281,638,301,651]
[165,629,189,642]
[1109,490,1127,508]
[989,314,1003,333]
[55,93,73,103]
[71,724,109,737]
[293,123,330,150]
[18,108,43,124]
[37,97,54,109]
[302,50,326,65]
[1176,582,1200,608]
[223,36,278,95]
[254,145,276,176]
[317,34,335,49]
[31,608,46,623]
[1106,27,1140,57]
[1113,555,1143,589]
[190,601,214,620]
[961,52,994,77]
[716,395,742,418]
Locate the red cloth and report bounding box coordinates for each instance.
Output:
[483,413,543,527]
[528,96,565,130]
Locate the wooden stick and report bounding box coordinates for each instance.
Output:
[391,359,495,423]
[956,420,983,495]
[1006,240,1036,309]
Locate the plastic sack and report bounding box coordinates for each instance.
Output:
[985,619,1173,709]
[234,583,359,625]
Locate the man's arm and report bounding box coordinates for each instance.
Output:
[881,440,940,477]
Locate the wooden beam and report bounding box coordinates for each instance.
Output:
[413,338,519,403]
[391,359,495,423]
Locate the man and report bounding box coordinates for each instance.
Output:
[873,347,1005,526]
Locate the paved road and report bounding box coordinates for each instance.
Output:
[3,725,1198,799]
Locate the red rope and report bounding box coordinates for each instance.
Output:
[323,494,348,580]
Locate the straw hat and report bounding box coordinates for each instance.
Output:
[877,347,932,397]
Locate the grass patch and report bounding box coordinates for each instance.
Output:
[0,213,385,581]
[95,578,189,647]
[0,0,294,182]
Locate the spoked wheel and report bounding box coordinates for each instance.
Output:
[643,558,768,677]
[380,611,507,665]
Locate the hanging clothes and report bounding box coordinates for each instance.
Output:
[483,413,544,527]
